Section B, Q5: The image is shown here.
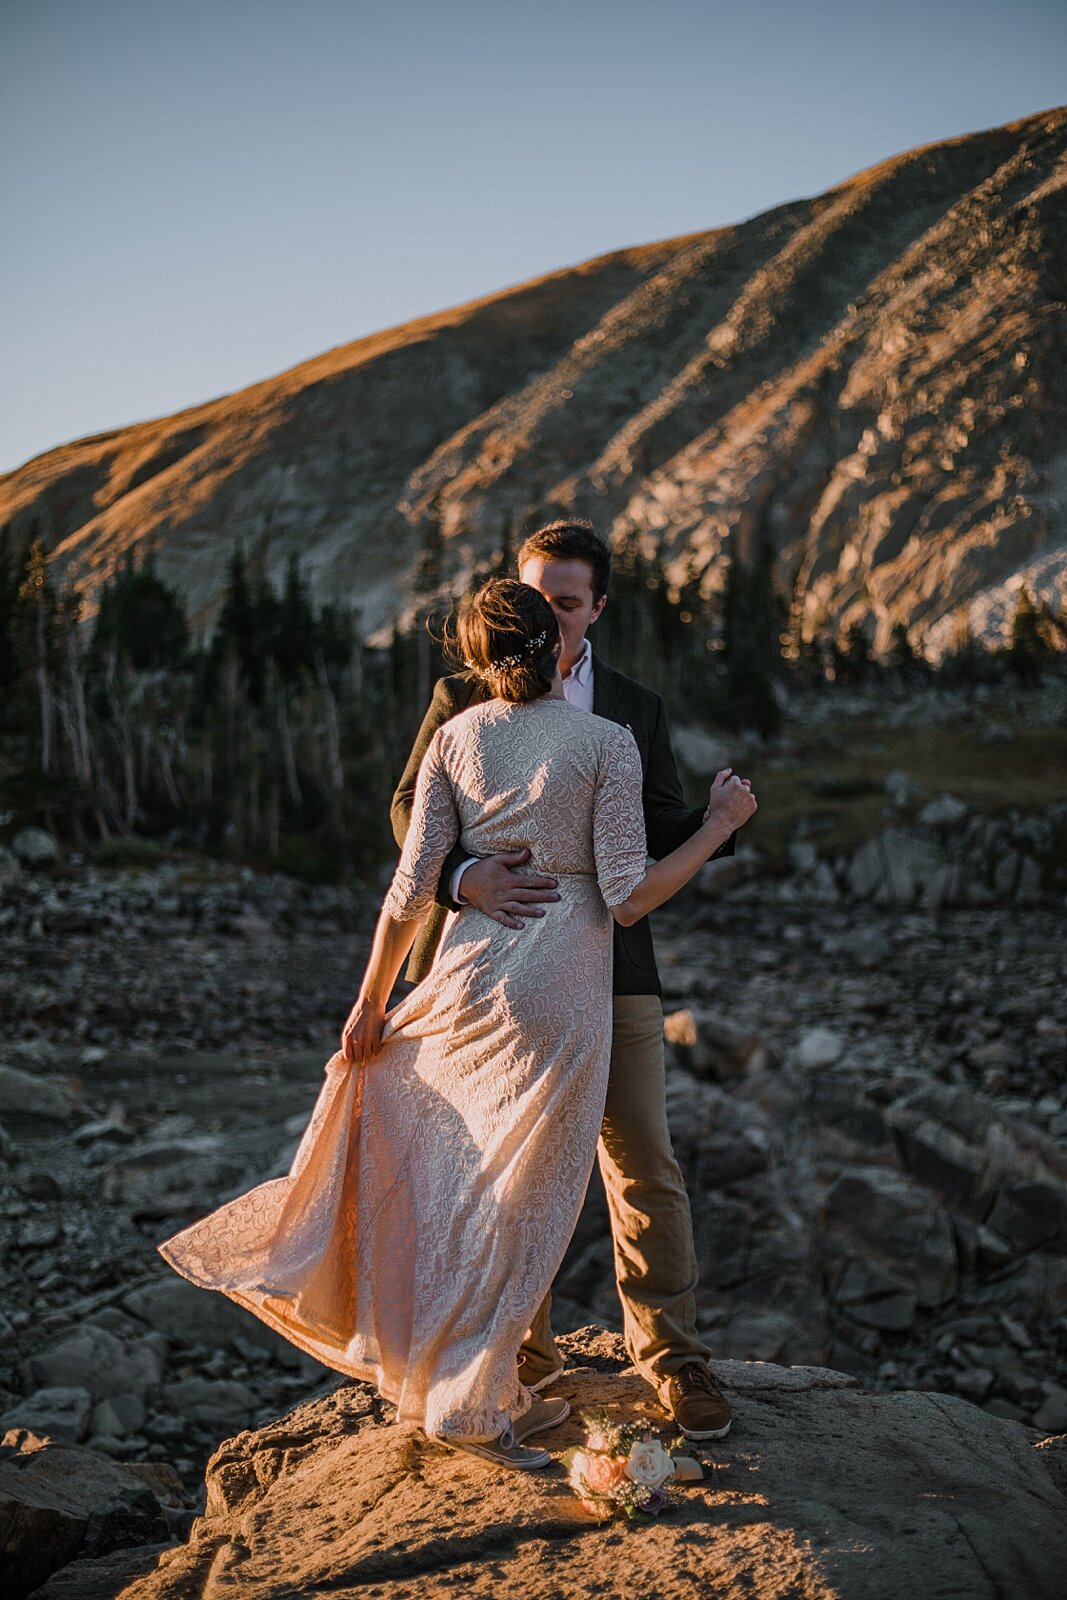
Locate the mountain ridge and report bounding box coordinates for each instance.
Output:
[3,106,1065,653]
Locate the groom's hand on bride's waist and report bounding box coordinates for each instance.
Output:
[456,850,560,931]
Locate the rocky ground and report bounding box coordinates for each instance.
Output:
[1,842,1065,1594]
[10,1329,1067,1600]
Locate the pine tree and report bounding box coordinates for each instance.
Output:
[273,553,317,681]
[0,524,20,722]
[832,621,873,685]
[719,535,782,737]
[15,531,61,769]
[887,621,925,682]
[1008,584,1045,684]
[90,550,189,671]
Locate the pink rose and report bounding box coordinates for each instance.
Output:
[583,1452,629,1494]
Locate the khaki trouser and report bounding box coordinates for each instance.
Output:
[520,993,711,1393]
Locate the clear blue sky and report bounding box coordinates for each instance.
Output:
[2,0,1064,474]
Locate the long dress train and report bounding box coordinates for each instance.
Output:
[158,696,647,1442]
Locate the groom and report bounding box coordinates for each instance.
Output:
[391,519,734,1439]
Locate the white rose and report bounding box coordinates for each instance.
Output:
[567,1450,592,1492]
[624,1439,675,1488]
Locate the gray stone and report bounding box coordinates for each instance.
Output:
[670,725,735,778]
[162,1376,258,1427]
[98,1138,248,1217]
[90,1393,147,1439]
[885,1082,1067,1217]
[885,769,924,808]
[820,1167,958,1310]
[834,1259,918,1331]
[953,1367,995,1400]
[0,1386,93,1443]
[662,1006,772,1082]
[788,840,819,873]
[0,1429,169,1598]
[19,1216,61,1248]
[1034,1384,1067,1434]
[986,1182,1067,1253]
[848,829,945,905]
[121,1275,327,1373]
[23,1326,165,1404]
[1016,855,1044,902]
[716,1309,808,1363]
[21,1544,170,1600]
[797,1026,844,1068]
[993,849,1021,895]
[0,1066,82,1122]
[917,794,969,827]
[12,826,58,866]
[72,1109,134,1148]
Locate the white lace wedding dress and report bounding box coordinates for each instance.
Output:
[158,696,647,1443]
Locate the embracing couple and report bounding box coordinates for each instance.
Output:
[159,521,757,1470]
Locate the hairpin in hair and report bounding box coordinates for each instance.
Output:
[465,629,549,673]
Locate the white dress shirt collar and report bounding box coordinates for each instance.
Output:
[561,639,594,711]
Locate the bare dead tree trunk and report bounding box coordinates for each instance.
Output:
[267,782,280,857]
[105,653,138,830]
[278,689,303,808]
[315,651,344,797]
[156,733,181,810]
[248,752,260,844]
[35,597,53,774]
[66,621,92,786]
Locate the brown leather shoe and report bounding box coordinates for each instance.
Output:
[663,1364,732,1439]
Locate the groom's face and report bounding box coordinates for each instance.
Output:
[518,556,607,669]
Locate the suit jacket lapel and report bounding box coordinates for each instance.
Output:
[591,653,627,725]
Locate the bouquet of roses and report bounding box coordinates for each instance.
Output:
[561,1407,703,1523]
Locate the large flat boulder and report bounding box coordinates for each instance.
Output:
[0,1430,171,1600]
[115,1328,1066,1600]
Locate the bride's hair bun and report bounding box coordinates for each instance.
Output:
[449,579,560,703]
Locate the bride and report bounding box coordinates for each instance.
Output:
[158,580,756,1469]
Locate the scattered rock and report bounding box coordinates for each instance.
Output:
[663,1006,772,1081]
[885,770,925,808]
[98,1139,249,1217]
[0,1067,82,1123]
[848,829,946,907]
[90,1393,147,1439]
[121,1275,326,1373]
[11,828,58,867]
[22,1326,165,1405]
[797,1027,844,1069]
[20,1544,170,1600]
[918,794,969,827]
[1035,1386,1067,1435]
[162,1377,259,1428]
[0,1387,93,1443]
[0,1429,171,1600]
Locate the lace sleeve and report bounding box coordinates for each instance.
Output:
[593,726,649,908]
[381,728,460,922]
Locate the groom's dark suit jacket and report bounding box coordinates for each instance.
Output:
[390,655,735,997]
